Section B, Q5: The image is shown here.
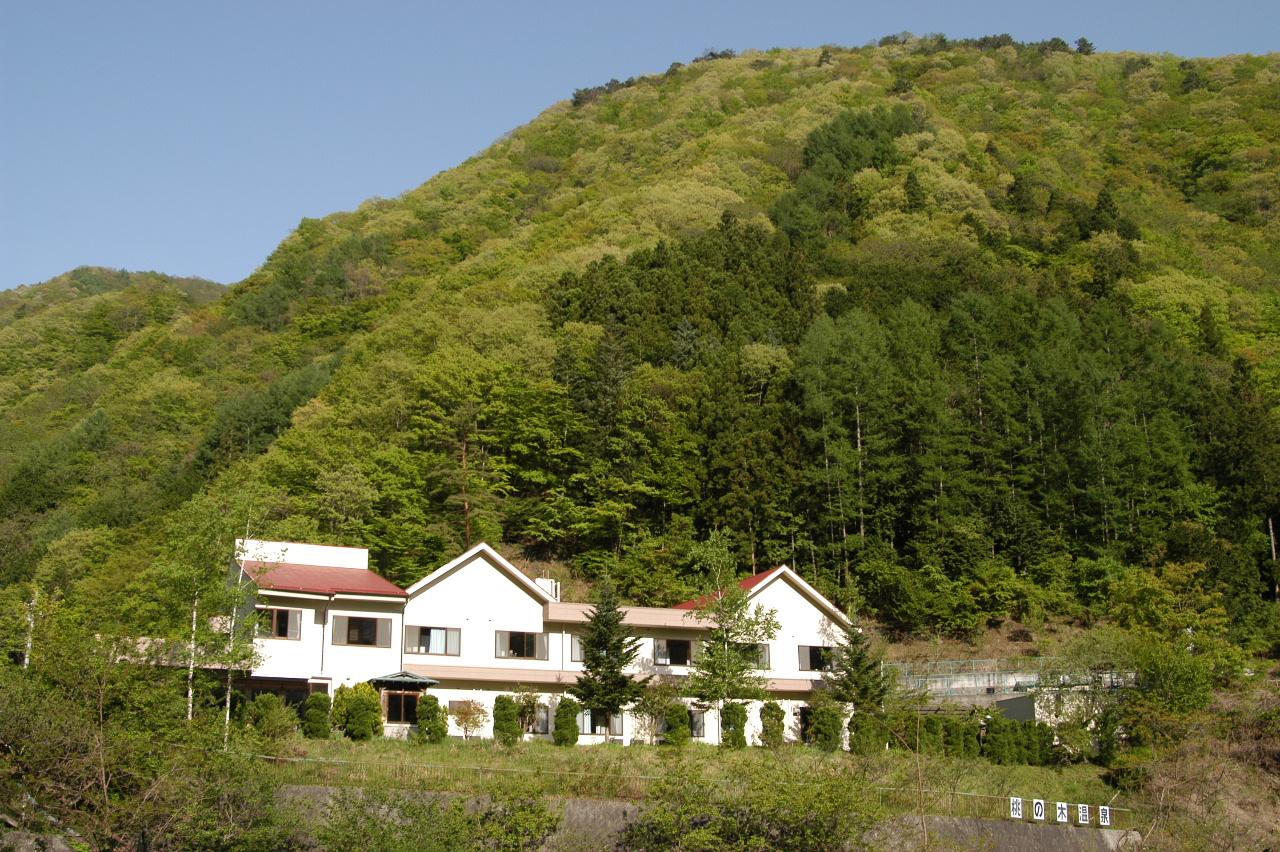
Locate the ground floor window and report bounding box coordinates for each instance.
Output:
[797,705,814,742]
[385,691,419,724]
[533,704,551,735]
[578,708,623,736]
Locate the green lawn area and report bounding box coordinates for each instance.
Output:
[268,737,1136,829]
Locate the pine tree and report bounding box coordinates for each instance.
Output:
[568,576,648,718]
[823,623,889,712]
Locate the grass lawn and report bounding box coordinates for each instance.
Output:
[267,737,1136,828]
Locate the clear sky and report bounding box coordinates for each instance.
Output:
[2,1,1276,291]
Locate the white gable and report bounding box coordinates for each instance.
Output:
[404,542,551,603]
[745,566,849,631]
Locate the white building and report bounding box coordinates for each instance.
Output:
[237,539,850,745]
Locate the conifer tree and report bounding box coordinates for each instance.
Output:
[568,575,648,719]
[823,623,889,712]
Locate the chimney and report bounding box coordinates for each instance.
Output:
[534,578,561,601]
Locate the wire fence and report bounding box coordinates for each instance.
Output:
[259,752,1136,831]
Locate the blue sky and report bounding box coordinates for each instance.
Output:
[3,1,1276,291]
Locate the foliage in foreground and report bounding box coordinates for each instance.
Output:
[316,785,559,852]
[618,767,880,851]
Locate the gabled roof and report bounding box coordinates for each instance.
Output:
[370,670,439,689]
[403,542,553,603]
[674,565,849,627]
[240,560,406,598]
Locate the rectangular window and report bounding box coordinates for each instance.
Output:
[570,634,584,662]
[257,607,301,640]
[689,708,705,739]
[798,645,833,671]
[494,630,548,660]
[533,705,550,735]
[654,638,693,666]
[332,615,391,647]
[578,709,623,736]
[405,625,460,656]
[385,692,419,724]
[736,642,770,669]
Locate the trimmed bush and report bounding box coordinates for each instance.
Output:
[721,702,747,749]
[339,683,383,741]
[553,697,580,746]
[493,695,521,746]
[760,701,785,749]
[809,695,844,752]
[416,694,448,744]
[847,713,884,755]
[662,703,691,747]
[300,692,331,740]
[246,693,297,740]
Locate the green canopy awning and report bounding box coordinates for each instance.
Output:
[370,671,439,689]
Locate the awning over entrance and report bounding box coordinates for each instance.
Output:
[369,670,439,690]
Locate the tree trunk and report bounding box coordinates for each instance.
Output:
[186,594,199,722]
[460,438,473,547]
[1270,516,1278,600]
[223,601,238,749]
[22,586,37,669]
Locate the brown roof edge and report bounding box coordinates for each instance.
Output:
[544,601,712,629]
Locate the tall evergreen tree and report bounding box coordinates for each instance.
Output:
[568,575,649,717]
[823,622,889,712]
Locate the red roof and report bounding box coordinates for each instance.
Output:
[673,566,784,610]
[240,560,406,597]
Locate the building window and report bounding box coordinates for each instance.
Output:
[578,709,623,736]
[654,638,693,666]
[495,630,547,660]
[257,607,301,640]
[689,708,705,739]
[797,705,815,743]
[533,704,551,735]
[570,634,584,662]
[406,626,460,655]
[798,645,833,671]
[736,642,770,669]
[385,692,419,724]
[332,615,391,647]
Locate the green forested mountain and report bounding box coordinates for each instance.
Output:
[3,40,1280,653]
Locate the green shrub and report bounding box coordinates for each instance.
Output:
[246,693,297,740]
[416,694,449,744]
[760,701,785,749]
[810,694,844,752]
[336,683,382,741]
[847,713,884,755]
[317,785,560,852]
[662,703,690,747]
[300,692,331,740]
[553,697,580,746]
[620,769,878,851]
[721,702,747,749]
[493,695,521,746]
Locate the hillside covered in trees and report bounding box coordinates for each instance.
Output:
[2,39,1279,658]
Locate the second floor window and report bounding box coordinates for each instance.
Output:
[495,630,547,660]
[654,638,693,666]
[737,642,770,669]
[570,634,584,662]
[798,645,833,671]
[332,615,391,647]
[258,607,300,640]
[406,626,460,656]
